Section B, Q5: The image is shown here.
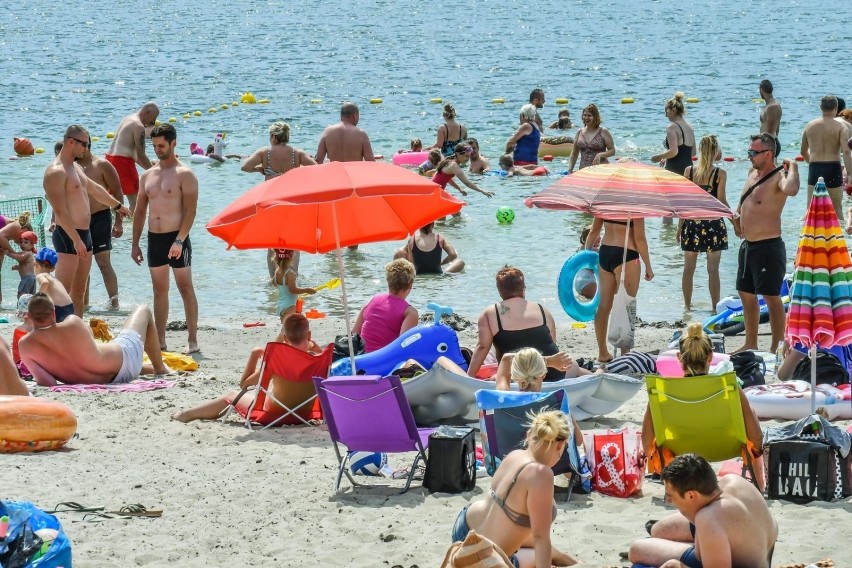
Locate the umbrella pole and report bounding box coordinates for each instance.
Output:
[810,344,817,415]
[331,202,357,372]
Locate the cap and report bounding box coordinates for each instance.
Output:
[17,294,32,318]
[35,247,58,267]
[20,231,37,244]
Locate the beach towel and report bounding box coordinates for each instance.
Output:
[144,351,199,372]
[48,379,176,393]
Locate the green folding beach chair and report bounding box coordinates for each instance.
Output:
[645,372,757,484]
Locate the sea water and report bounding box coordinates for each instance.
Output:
[1,0,848,326]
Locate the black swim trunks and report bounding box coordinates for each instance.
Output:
[89,209,113,254]
[807,161,843,187]
[598,244,639,273]
[147,231,191,268]
[52,226,93,254]
[736,237,786,296]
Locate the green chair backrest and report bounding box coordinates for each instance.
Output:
[0,196,48,247]
[645,372,748,462]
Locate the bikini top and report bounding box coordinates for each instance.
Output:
[263,146,297,178]
[489,461,557,528]
[687,166,720,197]
[440,123,466,156]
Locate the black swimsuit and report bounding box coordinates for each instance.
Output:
[410,235,443,274]
[492,304,563,382]
[664,122,694,176]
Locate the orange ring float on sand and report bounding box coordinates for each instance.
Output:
[0,396,77,453]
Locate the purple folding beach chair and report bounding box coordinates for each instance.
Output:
[313,375,435,494]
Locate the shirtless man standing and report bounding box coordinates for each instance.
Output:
[758,79,782,157]
[734,133,799,353]
[80,142,124,309]
[19,294,169,386]
[106,102,159,212]
[43,125,131,318]
[314,102,375,163]
[801,95,852,220]
[630,454,776,568]
[132,124,199,354]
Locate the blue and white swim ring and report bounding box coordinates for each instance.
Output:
[558,250,599,322]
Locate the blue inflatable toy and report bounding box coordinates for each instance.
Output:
[330,303,467,376]
[557,250,599,322]
[703,279,790,336]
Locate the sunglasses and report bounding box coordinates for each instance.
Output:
[747,149,769,158]
[69,136,90,148]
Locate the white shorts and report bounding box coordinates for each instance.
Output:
[112,329,144,384]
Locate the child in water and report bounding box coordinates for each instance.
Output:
[549,109,574,130]
[418,148,443,176]
[498,154,543,177]
[274,249,316,321]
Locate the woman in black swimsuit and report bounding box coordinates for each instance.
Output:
[584,217,653,362]
[467,266,585,381]
[393,221,465,274]
[450,410,579,567]
[651,93,696,175]
[430,103,469,157]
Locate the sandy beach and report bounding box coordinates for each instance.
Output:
[2,313,849,567]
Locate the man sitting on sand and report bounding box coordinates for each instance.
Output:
[172,313,321,423]
[19,293,170,386]
[629,454,777,568]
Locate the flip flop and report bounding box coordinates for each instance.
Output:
[47,502,105,514]
[183,347,202,355]
[108,504,162,518]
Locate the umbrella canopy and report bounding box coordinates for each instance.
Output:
[525,161,735,220]
[208,161,464,253]
[785,181,852,349]
[206,161,465,370]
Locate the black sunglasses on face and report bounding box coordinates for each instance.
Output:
[747,149,769,158]
[69,136,90,148]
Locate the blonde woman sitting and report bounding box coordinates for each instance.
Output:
[450,410,579,567]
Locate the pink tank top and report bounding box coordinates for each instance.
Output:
[359,293,411,352]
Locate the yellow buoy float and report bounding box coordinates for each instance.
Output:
[106,132,115,139]
[369,98,382,104]
[310,99,323,104]
[208,108,217,113]
[430,98,443,104]
[193,110,202,116]
[168,117,177,123]
[241,92,256,104]
[555,98,569,104]
[34,147,44,154]
[220,104,229,110]
[232,102,239,106]
[154,120,161,126]
[258,98,269,104]
[686,97,700,103]
[492,98,505,104]
[752,98,764,103]
[91,136,100,142]
[621,97,635,104]
[182,113,190,119]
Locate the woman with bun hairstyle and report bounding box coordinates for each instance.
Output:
[0,211,33,303]
[450,409,579,567]
[641,323,765,490]
[430,103,468,157]
[651,92,696,175]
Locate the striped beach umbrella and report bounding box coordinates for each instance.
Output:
[525,160,734,220]
[785,179,852,413]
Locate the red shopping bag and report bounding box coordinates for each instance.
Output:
[583,429,644,498]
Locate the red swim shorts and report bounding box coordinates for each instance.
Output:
[105,154,140,195]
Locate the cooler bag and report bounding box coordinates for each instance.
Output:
[423,426,476,493]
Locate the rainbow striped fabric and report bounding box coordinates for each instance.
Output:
[786,182,852,349]
[525,161,734,220]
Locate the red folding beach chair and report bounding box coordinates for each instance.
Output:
[223,342,333,430]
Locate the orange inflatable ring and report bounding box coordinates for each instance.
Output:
[0,396,77,453]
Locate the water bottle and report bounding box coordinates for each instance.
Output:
[775,341,785,371]
[815,176,827,193]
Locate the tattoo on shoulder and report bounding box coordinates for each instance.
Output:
[499,303,510,315]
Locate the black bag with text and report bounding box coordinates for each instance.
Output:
[424,426,476,494]
[766,439,851,503]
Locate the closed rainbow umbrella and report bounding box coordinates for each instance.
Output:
[785,179,852,413]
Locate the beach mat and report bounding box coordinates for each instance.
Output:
[49,379,176,393]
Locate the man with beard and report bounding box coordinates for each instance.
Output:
[131,124,200,355]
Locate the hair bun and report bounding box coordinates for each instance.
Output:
[674,91,685,100]
[686,322,704,338]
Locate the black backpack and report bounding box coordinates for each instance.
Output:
[423,426,476,494]
[791,351,850,386]
[331,333,365,362]
[730,351,766,387]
